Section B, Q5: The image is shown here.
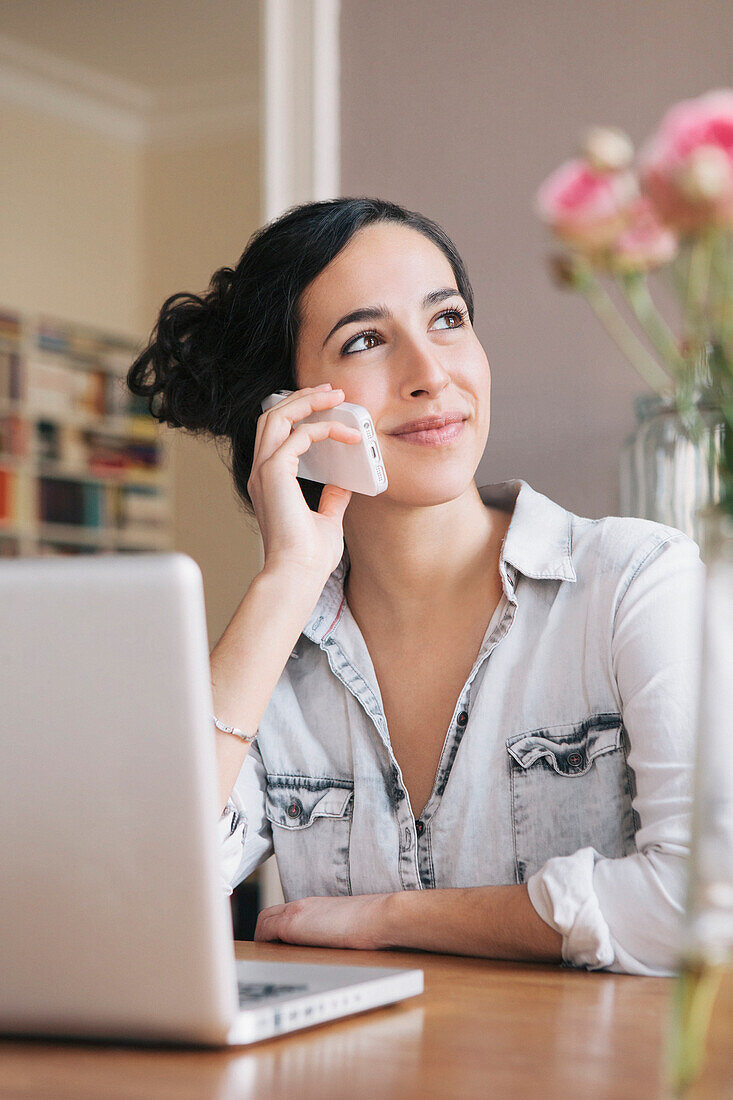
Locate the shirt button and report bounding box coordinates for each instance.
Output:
[567,752,584,768]
[457,710,469,727]
[416,820,425,837]
[286,798,303,818]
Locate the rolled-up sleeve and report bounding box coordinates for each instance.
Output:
[217,737,274,896]
[527,530,706,975]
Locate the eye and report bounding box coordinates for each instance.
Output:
[342,330,382,355]
[341,306,468,356]
[433,307,468,331]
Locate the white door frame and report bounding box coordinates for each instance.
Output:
[261,0,341,222]
[256,0,341,911]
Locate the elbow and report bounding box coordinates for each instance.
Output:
[594,846,689,976]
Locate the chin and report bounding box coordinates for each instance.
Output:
[382,467,478,507]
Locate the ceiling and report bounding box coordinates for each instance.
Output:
[0,0,259,94]
[0,0,260,142]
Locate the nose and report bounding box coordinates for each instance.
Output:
[398,335,452,400]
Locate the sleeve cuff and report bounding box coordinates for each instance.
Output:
[218,791,248,896]
[526,847,616,970]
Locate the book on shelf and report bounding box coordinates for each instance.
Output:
[0,307,172,555]
[0,468,14,521]
[39,479,102,527]
[0,311,22,342]
[36,544,101,556]
[0,415,28,456]
[36,478,168,530]
[0,469,32,525]
[31,420,163,479]
[0,345,23,402]
[26,356,106,419]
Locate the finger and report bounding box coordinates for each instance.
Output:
[260,903,287,917]
[318,483,353,521]
[253,387,343,468]
[254,914,279,942]
[252,386,329,469]
[278,418,362,461]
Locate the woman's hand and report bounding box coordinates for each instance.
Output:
[248,385,363,584]
[253,893,395,950]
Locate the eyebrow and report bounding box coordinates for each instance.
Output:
[321,287,465,350]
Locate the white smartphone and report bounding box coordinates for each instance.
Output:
[260,390,388,496]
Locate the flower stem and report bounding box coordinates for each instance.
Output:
[685,228,716,344]
[618,272,688,384]
[708,228,733,351]
[576,267,676,396]
[669,242,690,300]
[665,958,727,1096]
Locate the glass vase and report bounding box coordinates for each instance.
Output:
[665,504,733,1095]
[619,392,724,546]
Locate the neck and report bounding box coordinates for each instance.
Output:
[342,482,511,633]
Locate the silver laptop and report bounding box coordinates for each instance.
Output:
[0,552,423,1046]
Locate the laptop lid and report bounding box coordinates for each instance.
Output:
[0,553,239,1044]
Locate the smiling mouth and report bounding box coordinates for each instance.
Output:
[390,420,466,446]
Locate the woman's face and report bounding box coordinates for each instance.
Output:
[295,222,491,506]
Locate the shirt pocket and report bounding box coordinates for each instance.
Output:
[505,714,638,883]
[264,777,354,901]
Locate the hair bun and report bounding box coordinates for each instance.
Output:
[126,267,236,436]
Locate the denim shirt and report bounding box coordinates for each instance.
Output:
[219,478,706,976]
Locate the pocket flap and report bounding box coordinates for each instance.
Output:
[265,780,354,829]
[506,716,623,777]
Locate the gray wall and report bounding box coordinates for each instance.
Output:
[340,0,732,518]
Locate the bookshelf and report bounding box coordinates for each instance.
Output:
[0,308,173,558]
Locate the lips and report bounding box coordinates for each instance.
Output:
[389,412,467,435]
[390,419,466,447]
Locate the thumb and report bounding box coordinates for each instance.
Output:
[318,483,353,522]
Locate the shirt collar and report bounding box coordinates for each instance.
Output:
[301,477,576,647]
[478,478,577,584]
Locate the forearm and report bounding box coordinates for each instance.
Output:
[382,884,564,964]
[210,566,323,812]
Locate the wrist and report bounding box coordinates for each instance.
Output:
[256,561,330,605]
[380,889,410,950]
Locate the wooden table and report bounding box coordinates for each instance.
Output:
[1,942,731,1099]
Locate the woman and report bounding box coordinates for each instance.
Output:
[128,197,704,976]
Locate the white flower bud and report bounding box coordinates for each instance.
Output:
[581,126,635,172]
[676,145,733,202]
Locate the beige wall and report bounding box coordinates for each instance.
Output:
[142,132,264,646]
[339,0,732,519]
[0,96,263,647]
[0,100,142,335]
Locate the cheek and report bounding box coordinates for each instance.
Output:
[462,346,490,400]
[340,378,390,417]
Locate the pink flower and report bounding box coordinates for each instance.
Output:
[638,88,733,232]
[607,196,679,273]
[534,158,639,253]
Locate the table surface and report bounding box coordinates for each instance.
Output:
[1,942,731,1100]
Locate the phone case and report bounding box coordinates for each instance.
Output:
[260,390,388,496]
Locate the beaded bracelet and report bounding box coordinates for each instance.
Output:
[210,713,257,743]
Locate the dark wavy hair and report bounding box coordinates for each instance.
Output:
[126,196,475,516]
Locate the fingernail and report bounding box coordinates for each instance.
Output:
[316,383,332,390]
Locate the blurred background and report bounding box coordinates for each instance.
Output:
[0,0,730,930]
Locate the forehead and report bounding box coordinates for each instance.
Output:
[301,222,456,326]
